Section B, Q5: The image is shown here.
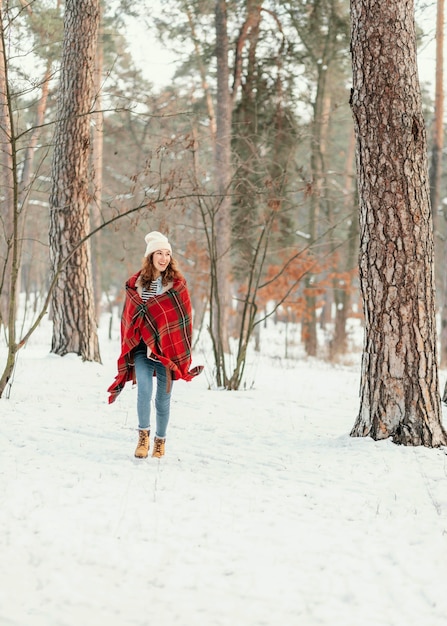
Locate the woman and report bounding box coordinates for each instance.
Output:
[108,231,203,459]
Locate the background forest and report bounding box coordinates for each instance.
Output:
[0,0,445,395]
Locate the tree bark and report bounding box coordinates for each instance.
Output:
[49,0,101,362]
[349,0,447,446]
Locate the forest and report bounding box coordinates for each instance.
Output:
[1,0,446,446]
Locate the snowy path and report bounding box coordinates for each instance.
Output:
[1,332,447,626]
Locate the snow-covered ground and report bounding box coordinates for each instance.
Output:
[2,314,447,626]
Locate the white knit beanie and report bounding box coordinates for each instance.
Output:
[144,231,172,257]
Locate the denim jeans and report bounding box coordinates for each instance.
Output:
[134,344,172,438]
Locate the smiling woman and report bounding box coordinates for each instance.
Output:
[107,230,203,459]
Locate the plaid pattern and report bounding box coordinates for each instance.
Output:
[108,272,203,404]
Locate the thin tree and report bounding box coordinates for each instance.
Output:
[429,0,444,234]
[0,1,63,397]
[430,0,447,381]
[286,0,351,357]
[349,0,447,446]
[0,0,18,388]
[91,4,104,323]
[212,0,233,384]
[330,128,358,358]
[49,0,101,362]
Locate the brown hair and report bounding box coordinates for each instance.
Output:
[140,254,183,288]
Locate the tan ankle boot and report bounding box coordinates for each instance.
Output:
[152,437,166,458]
[135,430,150,458]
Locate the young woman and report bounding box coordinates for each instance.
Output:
[108,231,203,458]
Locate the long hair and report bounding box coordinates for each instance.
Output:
[140,254,183,288]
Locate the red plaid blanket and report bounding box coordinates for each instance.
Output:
[108,272,203,403]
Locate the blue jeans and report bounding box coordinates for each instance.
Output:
[134,344,172,438]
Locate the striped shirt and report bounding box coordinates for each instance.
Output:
[141,277,163,361]
[141,277,162,302]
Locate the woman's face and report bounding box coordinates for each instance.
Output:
[152,249,171,276]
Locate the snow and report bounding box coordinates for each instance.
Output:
[2,315,447,626]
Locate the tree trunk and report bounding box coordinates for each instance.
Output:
[332,206,358,358]
[49,0,101,362]
[432,0,447,371]
[0,1,19,398]
[302,71,327,356]
[349,0,447,446]
[429,0,444,233]
[331,127,357,358]
[212,0,233,384]
[91,9,103,324]
[186,4,217,139]
[0,0,15,331]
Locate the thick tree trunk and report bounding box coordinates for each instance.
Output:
[349,0,447,446]
[49,0,101,362]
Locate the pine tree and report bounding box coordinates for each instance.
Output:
[49,0,101,362]
[350,0,447,446]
